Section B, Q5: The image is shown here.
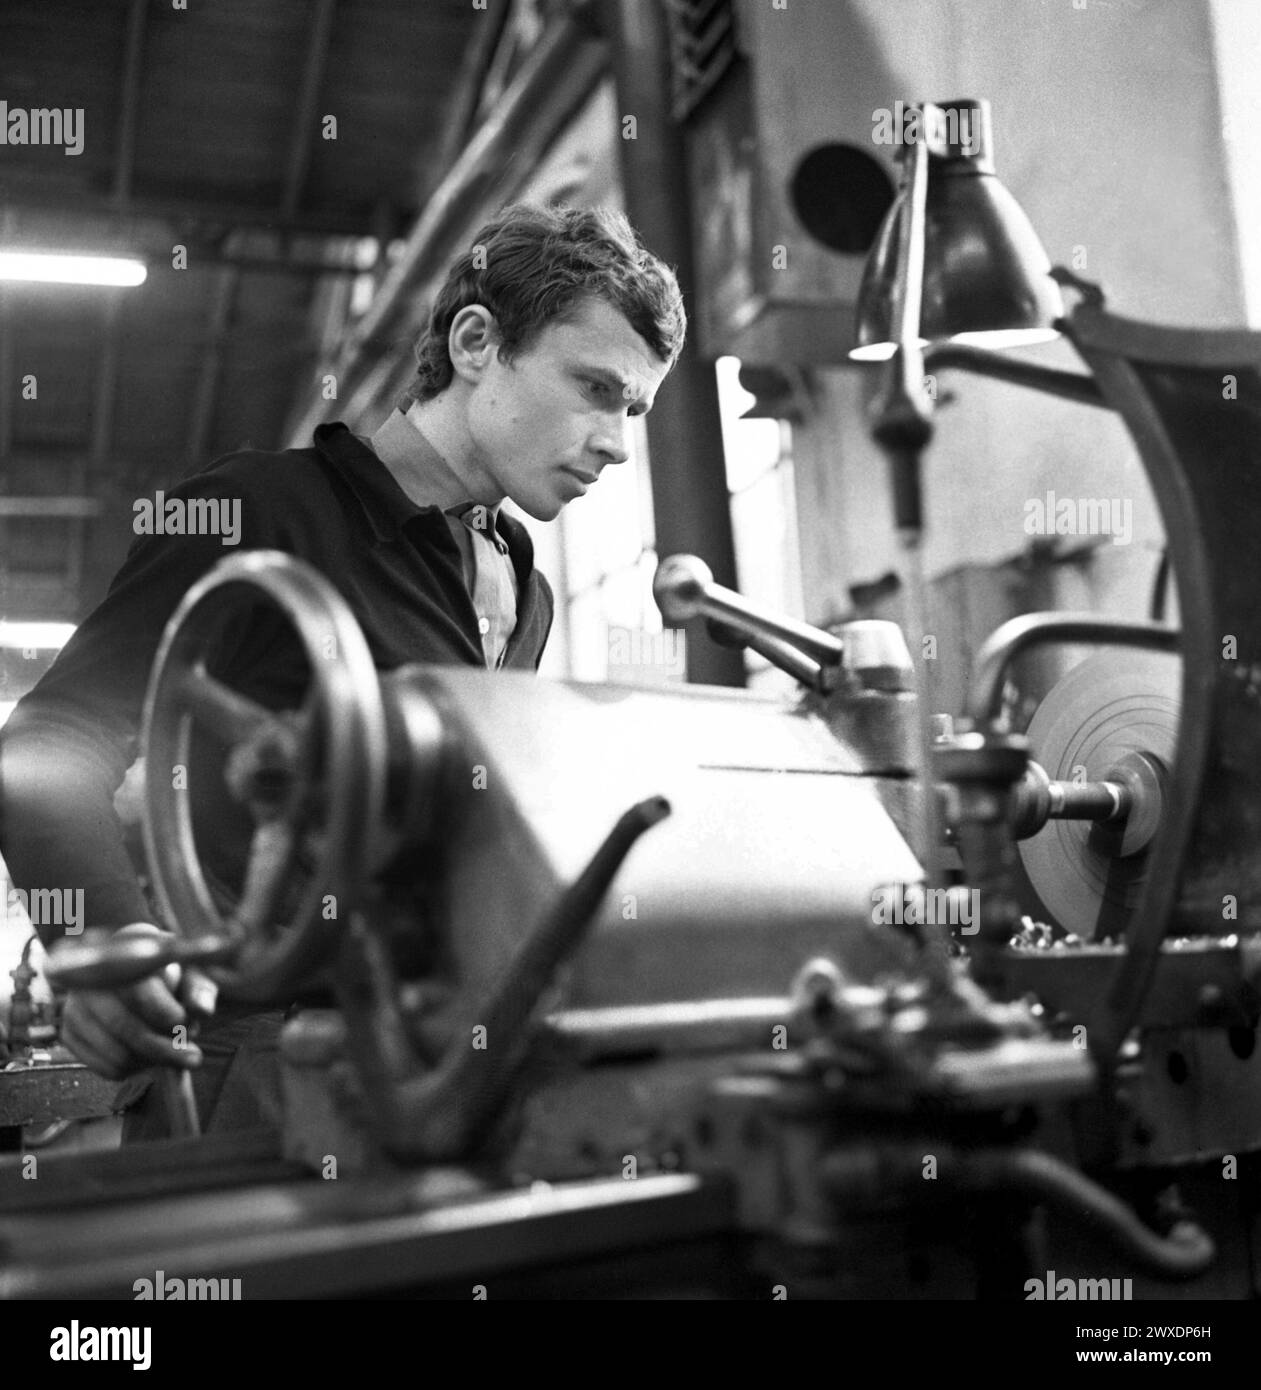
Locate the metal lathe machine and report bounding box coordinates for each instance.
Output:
[2,299,1260,1300]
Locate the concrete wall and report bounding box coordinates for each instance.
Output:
[743,0,1253,709]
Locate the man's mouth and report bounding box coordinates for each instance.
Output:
[561,467,599,487]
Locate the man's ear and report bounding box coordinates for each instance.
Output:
[448,305,500,384]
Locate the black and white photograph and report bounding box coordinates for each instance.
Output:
[0,0,1256,1353]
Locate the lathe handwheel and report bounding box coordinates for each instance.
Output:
[141,551,388,1001]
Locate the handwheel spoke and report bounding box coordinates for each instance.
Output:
[295,826,327,874]
[230,821,299,937]
[290,698,319,772]
[178,666,273,745]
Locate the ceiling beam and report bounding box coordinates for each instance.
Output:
[62,293,125,601]
[90,299,122,470]
[1,210,367,277]
[112,0,150,207]
[0,210,14,461]
[0,294,12,460]
[0,574,78,621]
[191,250,362,277]
[0,232,14,616]
[281,0,339,222]
[0,498,104,518]
[423,0,512,207]
[0,175,401,240]
[185,267,238,470]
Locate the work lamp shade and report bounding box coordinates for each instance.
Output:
[851,101,1064,361]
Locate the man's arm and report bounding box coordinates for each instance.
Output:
[0,459,280,940]
[0,459,281,1077]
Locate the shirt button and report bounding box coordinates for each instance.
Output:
[478,617,491,635]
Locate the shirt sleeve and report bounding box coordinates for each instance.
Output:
[0,458,281,943]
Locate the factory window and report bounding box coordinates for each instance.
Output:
[529,411,660,685]
[716,356,804,697]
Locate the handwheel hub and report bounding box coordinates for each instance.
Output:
[223,713,307,819]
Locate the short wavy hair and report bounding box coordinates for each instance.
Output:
[400,203,687,405]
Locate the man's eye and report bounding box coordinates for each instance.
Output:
[585,376,643,413]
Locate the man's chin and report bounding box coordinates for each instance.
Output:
[515,495,565,523]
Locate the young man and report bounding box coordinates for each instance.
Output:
[0,202,686,1131]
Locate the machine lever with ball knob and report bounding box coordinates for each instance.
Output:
[653,553,845,685]
[652,554,915,697]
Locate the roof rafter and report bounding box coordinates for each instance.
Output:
[281,0,339,222]
[111,0,150,207]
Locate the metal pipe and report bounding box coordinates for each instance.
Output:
[954,1149,1215,1280]
[823,1144,1215,1280]
[545,997,791,1061]
[966,613,1180,726]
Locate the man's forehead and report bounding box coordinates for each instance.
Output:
[551,298,669,394]
[553,298,662,359]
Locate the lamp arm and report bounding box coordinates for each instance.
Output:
[870,128,936,535]
[872,132,934,451]
[923,342,1108,409]
[891,128,930,395]
[867,123,942,883]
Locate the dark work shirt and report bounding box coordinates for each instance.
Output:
[367,407,519,668]
[0,422,554,941]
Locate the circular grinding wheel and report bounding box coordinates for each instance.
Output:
[1017,648,1180,939]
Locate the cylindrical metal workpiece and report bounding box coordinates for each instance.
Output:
[1047,779,1128,822]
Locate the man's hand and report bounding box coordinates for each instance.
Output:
[59,922,219,1080]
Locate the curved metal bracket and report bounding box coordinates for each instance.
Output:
[1061,304,1261,1063]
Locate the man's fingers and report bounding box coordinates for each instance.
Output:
[123,973,187,1033]
[105,995,202,1068]
[180,966,218,1018]
[117,1019,203,1070]
[62,1004,131,1079]
[56,926,212,1079]
[63,989,202,1075]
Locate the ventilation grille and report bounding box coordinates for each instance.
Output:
[664,0,739,122]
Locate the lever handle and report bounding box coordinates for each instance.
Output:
[45,932,237,991]
[391,795,673,1161]
[654,554,845,668]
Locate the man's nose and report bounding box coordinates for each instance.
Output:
[590,418,631,466]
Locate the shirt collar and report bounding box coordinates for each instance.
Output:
[369,407,503,527]
[311,420,532,577]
